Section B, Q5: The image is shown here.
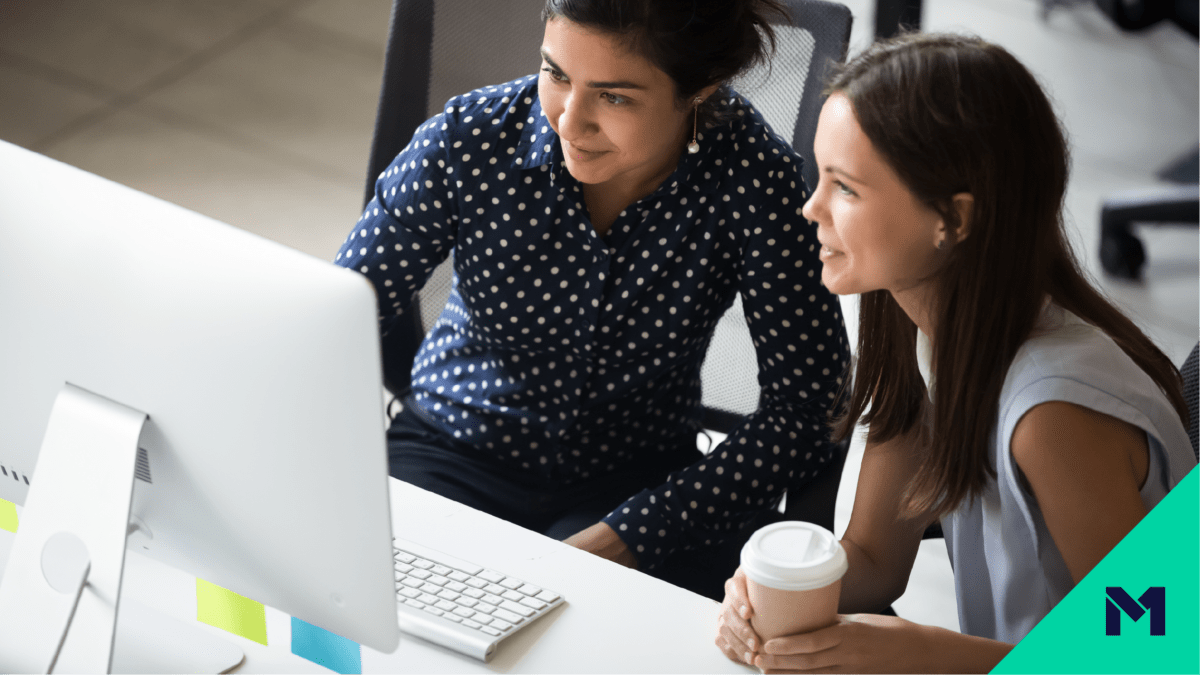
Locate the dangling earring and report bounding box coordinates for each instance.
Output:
[936,239,946,251]
[687,97,702,154]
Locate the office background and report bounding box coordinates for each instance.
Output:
[1,0,1196,634]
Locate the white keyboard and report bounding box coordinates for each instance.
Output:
[392,537,565,662]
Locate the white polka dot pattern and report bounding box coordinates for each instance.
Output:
[335,76,849,569]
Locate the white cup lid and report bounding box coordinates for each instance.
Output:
[740,521,848,591]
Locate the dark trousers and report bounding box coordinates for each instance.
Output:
[386,399,781,602]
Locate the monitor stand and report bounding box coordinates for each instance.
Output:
[0,384,243,673]
[112,597,244,673]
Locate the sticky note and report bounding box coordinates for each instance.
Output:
[0,499,16,533]
[196,578,268,645]
[291,617,361,674]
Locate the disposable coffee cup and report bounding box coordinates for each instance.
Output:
[740,521,848,642]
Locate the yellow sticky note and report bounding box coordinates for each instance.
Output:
[196,578,268,645]
[1,499,16,533]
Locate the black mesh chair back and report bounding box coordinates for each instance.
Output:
[362,0,852,447]
[363,0,546,394]
[698,0,852,433]
[1182,342,1199,459]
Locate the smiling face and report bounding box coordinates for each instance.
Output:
[538,17,702,198]
[802,93,948,303]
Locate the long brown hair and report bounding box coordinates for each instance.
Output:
[826,33,1188,518]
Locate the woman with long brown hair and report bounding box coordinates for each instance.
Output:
[715,32,1196,672]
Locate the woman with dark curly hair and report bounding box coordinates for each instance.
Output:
[336,0,849,600]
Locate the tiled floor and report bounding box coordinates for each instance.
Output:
[2,0,1196,639]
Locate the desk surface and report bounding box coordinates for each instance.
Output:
[1,479,754,673]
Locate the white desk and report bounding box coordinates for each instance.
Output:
[0,478,754,673]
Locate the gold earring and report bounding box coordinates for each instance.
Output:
[687,97,702,154]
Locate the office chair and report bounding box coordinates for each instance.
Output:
[1182,342,1198,458]
[361,0,854,530]
[1099,181,1199,278]
[1087,0,1200,279]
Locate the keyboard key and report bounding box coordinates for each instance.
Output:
[446,581,468,593]
[463,588,485,599]
[536,590,560,603]
[452,606,474,618]
[399,588,421,599]
[421,582,442,594]
[458,597,478,608]
[448,571,470,583]
[483,593,505,606]
[431,565,452,576]
[499,577,524,590]
[409,569,432,580]
[443,614,463,623]
[463,619,482,630]
[426,574,449,587]
[395,563,414,574]
[518,583,541,596]
[472,613,493,625]
[395,552,416,564]
[404,598,425,609]
[400,578,423,589]
[436,600,457,612]
[411,559,434,570]
[491,619,514,632]
[492,608,524,624]
[481,626,502,637]
[479,570,505,584]
[501,590,524,603]
[419,593,439,605]
[500,600,535,617]
[519,596,547,611]
[473,603,495,615]
[484,583,506,596]
[423,606,444,616]
[437,590,460,602]
[465,578,487,589]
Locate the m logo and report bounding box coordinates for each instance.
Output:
[1106,586,1166,636]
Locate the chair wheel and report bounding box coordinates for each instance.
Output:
[1100,230,1145,279]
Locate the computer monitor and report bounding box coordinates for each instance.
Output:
[0,140,401,672]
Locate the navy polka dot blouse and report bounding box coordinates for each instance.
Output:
[336,75,849,569]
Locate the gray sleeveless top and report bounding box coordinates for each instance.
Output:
[918,304,1196,644]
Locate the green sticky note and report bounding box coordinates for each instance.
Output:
[994,467,1199,674]
[196,578,268,645]
[0,499,16,533]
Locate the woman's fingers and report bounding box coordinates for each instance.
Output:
[728,569,753,618]
[763,621,842,655]
[717,570,763,665]
[717,604,755,663]
[755,620,848,672]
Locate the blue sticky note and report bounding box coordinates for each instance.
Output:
[291,617,361,674]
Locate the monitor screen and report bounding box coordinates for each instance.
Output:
[0,140,400,669]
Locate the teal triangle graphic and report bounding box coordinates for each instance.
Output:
[993,467,1198,674]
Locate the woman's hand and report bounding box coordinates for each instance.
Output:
[563,522,638,568]
[753,613,1011,674]
[753,613,925,673]
[715,568,762,667]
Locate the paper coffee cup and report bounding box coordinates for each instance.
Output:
[740,521,848,641]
